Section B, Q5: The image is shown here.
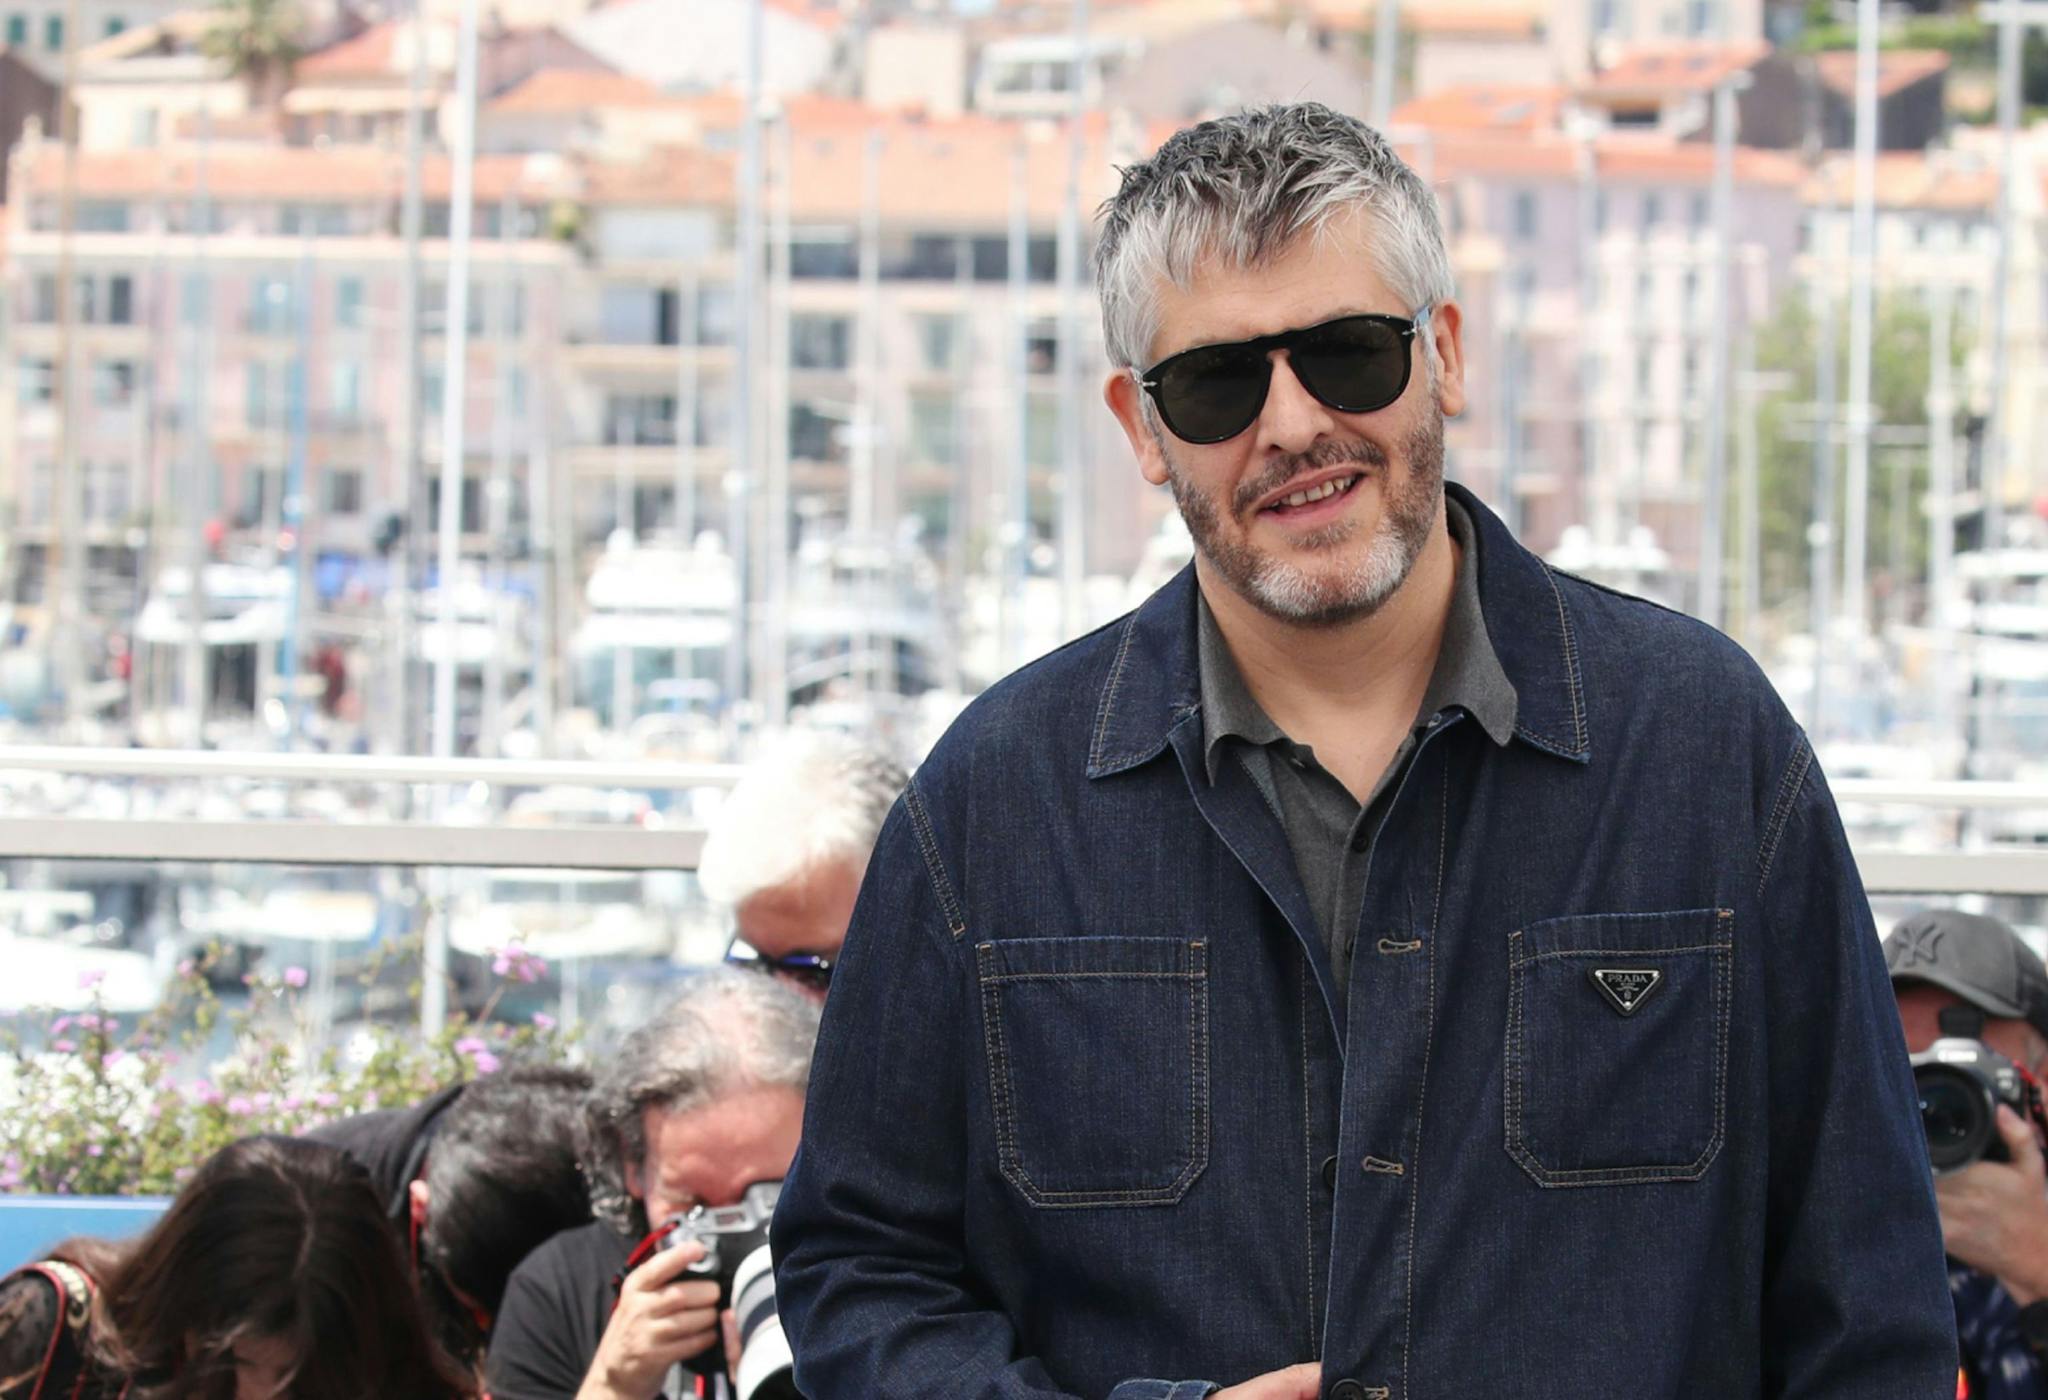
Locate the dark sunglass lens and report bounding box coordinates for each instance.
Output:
[1291,319,1409,414]
[1156,347,1269,442]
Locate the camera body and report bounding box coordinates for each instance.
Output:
[654,1181,800,1400]
[1911,1036,2039,1173]
[660,1181,780,1303]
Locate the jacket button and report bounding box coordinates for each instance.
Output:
[1330,1381,1368,1400]
[1320,1155,1337,1189]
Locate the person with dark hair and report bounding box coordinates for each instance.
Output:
[305,1064,593,1364]
[0,1134,474,1399]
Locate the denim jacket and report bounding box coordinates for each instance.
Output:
[773,484,1957,1400]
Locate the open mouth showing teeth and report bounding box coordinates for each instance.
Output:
[1264,474,1360,513]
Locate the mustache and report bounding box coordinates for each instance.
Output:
[1233,439,1388,515]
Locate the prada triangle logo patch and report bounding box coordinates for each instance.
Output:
[1590,967,1663,1016]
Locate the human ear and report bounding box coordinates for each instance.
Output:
[1105,370,1173,489]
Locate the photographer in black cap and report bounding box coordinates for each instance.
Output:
[1887,908,2048,1398]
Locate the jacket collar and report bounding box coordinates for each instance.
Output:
[1086,480,1590,780]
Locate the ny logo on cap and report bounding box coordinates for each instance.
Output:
[1590,967,1663,1016]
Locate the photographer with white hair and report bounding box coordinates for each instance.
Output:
[700,732,905,1002]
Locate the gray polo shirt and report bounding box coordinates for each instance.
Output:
[1198,496,1518,1008]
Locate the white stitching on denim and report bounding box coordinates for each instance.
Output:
[1757,737,1813,896]
[1362,1155,1404,1175]
[1514,942,1731,968]
[904,783,968,939]
[980,938,1211,1207]
[1087,612,1141,773]
[1503,912,1736,1187]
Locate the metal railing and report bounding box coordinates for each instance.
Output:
[0,748,2042,894]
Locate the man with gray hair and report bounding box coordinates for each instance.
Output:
[702,731,906,1002]
[774,103,1953,1398]
[486,969,820,1400]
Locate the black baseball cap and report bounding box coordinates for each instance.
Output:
[1884,908,2048,1042]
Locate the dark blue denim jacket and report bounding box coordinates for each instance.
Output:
[774,484,1957,1400]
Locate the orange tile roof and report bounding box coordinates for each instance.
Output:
[1580,41,1772,101]
[10,143,563,203]
[1812,48,1950,100]
[487,66,670,113]
[1386,131,1805,187]
[1391,83,1567,133]
[579,145,734,204]
[1405,6,1544,39]
[1804,152,1998,211]
[296,20,400,80]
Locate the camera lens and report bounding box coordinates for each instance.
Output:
[1917,1066,1993,1172]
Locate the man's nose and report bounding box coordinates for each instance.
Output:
[1255,350,1338,455]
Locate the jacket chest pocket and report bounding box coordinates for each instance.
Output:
[1504,908,1733,1187]
[975,936,1209,1209]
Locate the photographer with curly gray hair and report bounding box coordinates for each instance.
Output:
[486,969,819,1400]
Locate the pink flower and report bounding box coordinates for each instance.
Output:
[176,959,197,978]
[52,1039,75,1053]
[314,1091,339,1110]
[191,1080,223,1105]
[490,944,547,984]
[454,1036,501,1075]
[282,966,309,989]
[226,1095,254,1116]
[77,970,105,991]
[86,1145,102,1157]
[50,1016,73,1036]
[532,1012,557,1031]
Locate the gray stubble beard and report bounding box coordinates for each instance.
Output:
[1164,406,1446,629]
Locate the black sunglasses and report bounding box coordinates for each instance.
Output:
[724,936,834,993]
[1137,310,1425,445]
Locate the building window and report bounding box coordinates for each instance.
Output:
[107,275,132,325]
[91,360,135,406]
[4,15,26,44]
[1512,190,1538,240]
[1025,392,1058,467]
[789,314,852,371]
[1024,318,1059,373]
[604,394,676,446]
[1641,192,1662,232]
[1590,0,1619,35]
[246,362,271,428]
[330,361,361,425]
[324,467,363,516]
[789,230,857,280]
[1686,0,1713,35]
[103,15,123,36]
[1689,192,1709,229]
[915,314,960,373]
[18,358,54,405]
[43,14,60,48]
[248,277,294,335]
[909,392,956,465]
[334,276,363,329]
[788,401,844,464]
[77,201,128,232]
[29,274,56,323]
[1593,190,1608,234]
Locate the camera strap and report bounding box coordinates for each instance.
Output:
[610,1219,684,1302]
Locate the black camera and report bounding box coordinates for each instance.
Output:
[1911,1036,2040,1173]
[655,1181,800,1400]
